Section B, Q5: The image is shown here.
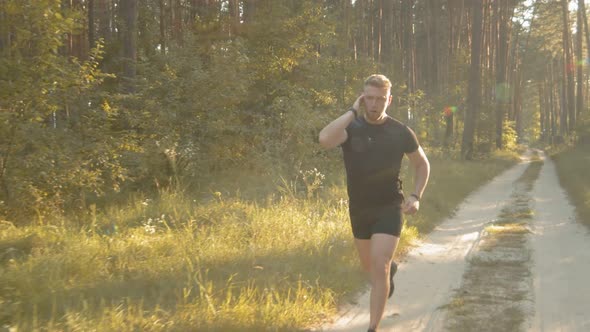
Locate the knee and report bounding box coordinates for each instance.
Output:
[370,255,390,276]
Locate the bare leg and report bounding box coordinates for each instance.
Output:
[354,238,372,273]
[368,233,399,330]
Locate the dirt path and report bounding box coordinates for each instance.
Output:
[319,151,590,332]
[320,158,532,332]
[527,153,590,331]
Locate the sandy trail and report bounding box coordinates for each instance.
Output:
[320,159,532,332]
[527,153,590,332]
[320,151,590,332]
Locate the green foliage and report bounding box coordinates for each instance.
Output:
[503,120,519,151]
[1,0,534,222]
[0,2,135,221]
[120,0,376,194]
[529,1,567,59]
[132,35,254,189]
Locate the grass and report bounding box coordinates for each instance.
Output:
[1,196,355,331]
[0,152,520,331]
[484,222,530,235]
[551,143,590,228]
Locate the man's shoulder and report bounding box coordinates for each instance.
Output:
[385,116,411,131]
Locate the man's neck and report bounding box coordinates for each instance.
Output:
[364,113,388,125]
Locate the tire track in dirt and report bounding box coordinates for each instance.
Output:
[527,152,590,331]
[442,156,542,331]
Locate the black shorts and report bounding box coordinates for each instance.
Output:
[349,203,404,239]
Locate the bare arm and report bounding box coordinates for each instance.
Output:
[318,95,363,149]
[318,111,354,149]
[402,146,430,214]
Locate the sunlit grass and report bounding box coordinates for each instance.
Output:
[485,222,530,235]
[552,143,590,227]
[1,196,355,331]
[0,153,519,331]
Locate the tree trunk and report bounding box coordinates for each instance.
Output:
[159,0,166,54]
[426,0,440,95]
[456,0,466,52]
[550,59,558,138]
[88,0,95,49]
[462,0,483,160]
[561,0,575,131]
[401,0,414,123]
[444,113,454,147]
[243,0,256,23]
[97,0,112,42]
[445,0,466,144]
[171,0,183,44]
[539,83,545,139]
[495,0,509,149]
[121,0,138,93]
[381,0,393,71]
[62,0,85,59]
[368,0,375,59]
[482,0,492,106]
[560,57,568,136]
[358,0,367,57]
[576,0,584,117]
[63,0,73,56]
[228,0,240,37]
[582,0,590,74]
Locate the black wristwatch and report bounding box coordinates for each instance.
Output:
[349,108,358,118]
[410,193,421,201]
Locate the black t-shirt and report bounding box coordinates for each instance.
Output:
[341,116,419,208]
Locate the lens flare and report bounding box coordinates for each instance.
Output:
[443,106,458,117]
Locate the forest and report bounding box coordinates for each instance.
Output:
[1,0,588,220]
[1,1,590,331]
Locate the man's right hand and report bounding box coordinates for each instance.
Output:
[352,94,364,112]
[318,94,365,149]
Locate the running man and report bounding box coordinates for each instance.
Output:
[318,74,430,332]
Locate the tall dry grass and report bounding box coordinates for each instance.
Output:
[0,152,519,331]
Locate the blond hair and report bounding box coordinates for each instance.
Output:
[364,74,392,90]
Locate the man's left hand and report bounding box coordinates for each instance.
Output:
[402,196,420,215]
